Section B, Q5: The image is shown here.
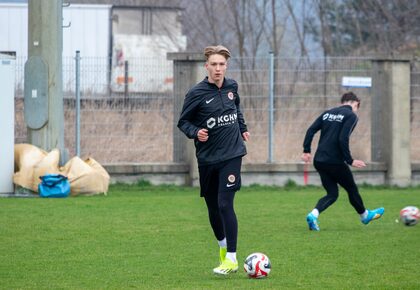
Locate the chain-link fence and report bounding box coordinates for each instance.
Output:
[14,55,420,164]
[227,56,373,164]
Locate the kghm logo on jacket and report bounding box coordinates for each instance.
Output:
[323,113,344,122]
[207,113,238,129]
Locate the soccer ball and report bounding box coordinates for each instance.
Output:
[244,252,271,278]
[399,206,420,226]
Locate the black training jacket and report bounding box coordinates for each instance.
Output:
[303,105,358,165]
[177,77,248,166]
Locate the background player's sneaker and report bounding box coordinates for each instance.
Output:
[361,207,384,224]
[306,213,320,231]
[213,258,238,275]
[219,247,227,264]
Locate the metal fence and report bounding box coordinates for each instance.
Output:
[227,56,374,164]
[14,55,420,164]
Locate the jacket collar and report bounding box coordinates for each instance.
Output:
[204,76,226,88]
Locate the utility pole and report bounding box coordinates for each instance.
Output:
[25,0,66,163]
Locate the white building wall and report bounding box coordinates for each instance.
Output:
[62,5,110,58]
[111,34,186,93]
[0,3,110,58]
[0,3,187,94]
[0,3,111,94]
[0,4,28,57]
[62,5,111,94]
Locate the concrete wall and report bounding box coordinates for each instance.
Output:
[104,162,393,187]
[371,57,411,186]
[167,52,206,186]
[105,163,188,185]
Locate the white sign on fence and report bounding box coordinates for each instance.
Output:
[342,76,372,88]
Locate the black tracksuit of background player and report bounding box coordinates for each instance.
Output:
[303,104,366,214]
[303,105,358,165]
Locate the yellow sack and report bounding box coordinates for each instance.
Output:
[33,149,60,191]
[60,156,109,196]
[14,144,60,192]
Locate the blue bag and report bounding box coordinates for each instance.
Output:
[38,174,71,198]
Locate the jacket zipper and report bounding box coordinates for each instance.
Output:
[218,88,224,108]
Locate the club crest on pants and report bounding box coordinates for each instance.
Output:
[228,174,236,183]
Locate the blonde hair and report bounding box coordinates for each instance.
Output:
[204,45,231,61]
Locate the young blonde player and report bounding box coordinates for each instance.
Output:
[177,45,250,274]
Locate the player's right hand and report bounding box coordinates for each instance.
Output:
[197,128,209,142]
[351,159,366,168]
[301,153,311,163]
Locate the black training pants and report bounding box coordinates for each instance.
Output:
[314,161,366,214]
[204,190,237,252]
[200,157,242,253]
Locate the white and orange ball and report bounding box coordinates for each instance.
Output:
[400,206,420,226]
[244,252,271,278]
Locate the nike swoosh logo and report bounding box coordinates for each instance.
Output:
[226,183,235,187]
[206,98,214,104]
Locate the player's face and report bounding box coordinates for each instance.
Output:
[205,54,227,85]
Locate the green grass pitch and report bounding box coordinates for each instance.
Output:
[1,182,419,289]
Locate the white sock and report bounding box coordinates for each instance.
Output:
[311,208,319,218]
[226,252,237,263]
[360,210,368,219]
[218,238,227,248]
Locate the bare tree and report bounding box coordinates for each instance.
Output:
[284,0,315,96]
[306,0,420,56]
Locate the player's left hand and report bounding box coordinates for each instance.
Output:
[242,131,250,141]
